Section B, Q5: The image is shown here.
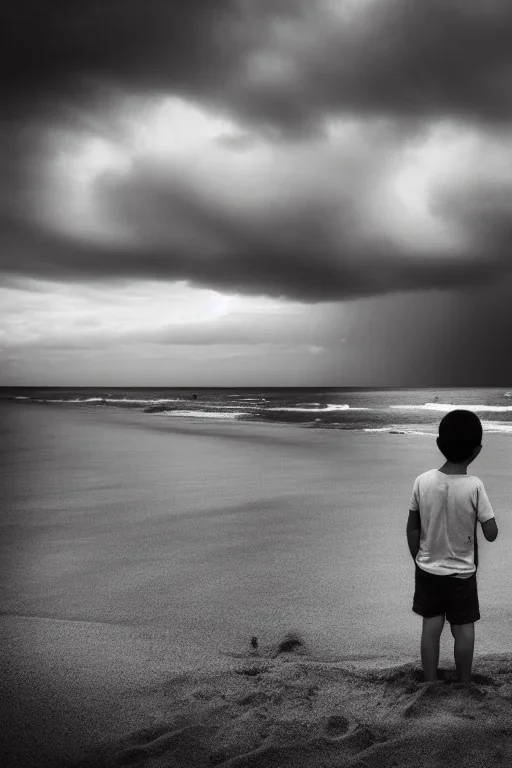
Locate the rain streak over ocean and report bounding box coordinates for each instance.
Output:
[3,387,512,436]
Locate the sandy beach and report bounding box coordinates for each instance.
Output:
[1,402,511,766]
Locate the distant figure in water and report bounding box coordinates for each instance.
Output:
[407,410,498,684]
[192,394,198,400]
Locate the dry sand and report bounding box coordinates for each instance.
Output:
[72,638,512,768]
[1,402,511,767]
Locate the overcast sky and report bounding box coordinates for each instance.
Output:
[2,0,512,386]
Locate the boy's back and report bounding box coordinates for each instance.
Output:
[408,409,498,685]
[409,469,495,579]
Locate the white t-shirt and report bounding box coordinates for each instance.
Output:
[409,469,495,579]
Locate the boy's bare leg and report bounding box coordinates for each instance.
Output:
[421,615,445,682]
[451,622,475,684]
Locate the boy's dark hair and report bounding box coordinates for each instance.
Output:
[437,410,482,463]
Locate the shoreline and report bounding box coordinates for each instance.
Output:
[4,397,512,438]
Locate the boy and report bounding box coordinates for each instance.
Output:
[406,410,498,685]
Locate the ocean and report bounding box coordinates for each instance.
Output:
[2,386,512,435]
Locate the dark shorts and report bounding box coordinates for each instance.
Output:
[412,564,480,625]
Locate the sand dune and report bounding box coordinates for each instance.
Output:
[74,634,512,768]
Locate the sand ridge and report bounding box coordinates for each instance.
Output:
[73,634,512,768]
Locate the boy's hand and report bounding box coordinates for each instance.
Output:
[406,509,421,561]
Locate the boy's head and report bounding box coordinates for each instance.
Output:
[437,410,482,464]
[436,410,483,464]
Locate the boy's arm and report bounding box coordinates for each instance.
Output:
[406,509,421,562]
[474,518,478,570]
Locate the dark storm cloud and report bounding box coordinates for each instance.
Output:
[1,188,510,303]
[0,1,239,117]
[2,0,512,303]
[3,1,512,129]
[432,177,512,253]
[281,0,512,127]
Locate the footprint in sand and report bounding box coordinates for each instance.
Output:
[114,722,219,766]
[323,714,351,738]
[402,682,488,720]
